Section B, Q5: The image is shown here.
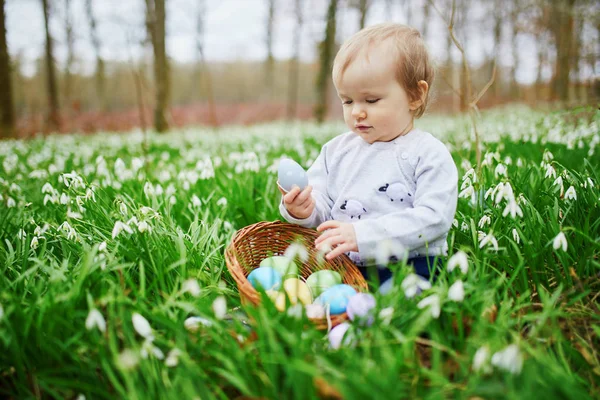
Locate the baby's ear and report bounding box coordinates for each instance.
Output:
[409,80,429,111]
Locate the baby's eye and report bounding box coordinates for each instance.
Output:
[342,100,353,105]
[366,99,380,104]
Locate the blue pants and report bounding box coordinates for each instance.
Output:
[359,256,443,284]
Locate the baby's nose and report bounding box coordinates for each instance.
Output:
[352,106,366,119]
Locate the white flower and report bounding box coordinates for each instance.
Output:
[460,221,469,232]
[494,163,507,177]
[182,279,201,297]
[7,197,16,207]
[458,185,474,199]
[473,345,492,373]
[564,186,577,201]
[17,229,26,240]
[478,215,491,228]
[305,304,326,319]
[30,236,39,249]
[60,193,70,205]
[491,344,523,374]
[284,242,309,263]
[553,176,564,196]
[447,251,469,274]
[42,182,54,194]
[137,221,150,233]
[140,338,164,360]
[112,221,133,239]
[216,197,228,207]
[401,273,431,298]
[512,229,520,244]
[165,348,182,367]
[119,202,127,215]
[448,280,465,302]
[98,241,107,252]
[117,349,139,370]
[378,307,394,325]
[585,177,594,188]
[286,303,303,319]
[212,296,227,320]
[85,309,106,333]
[544,164,556,179]
[552,232,568,252]
[374,239,405,266]
[502,199,523,219]
[184,316,213,332]
[132,313,153,339]
[190,195,202,208]
[479,231,499,251]
[417,294,441,318]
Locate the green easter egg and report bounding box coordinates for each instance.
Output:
[260,256,298,278]
[306,270,342,298]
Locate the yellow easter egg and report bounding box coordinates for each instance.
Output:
[283,277,313,305]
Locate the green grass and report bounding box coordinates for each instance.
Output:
[0,105,599,399]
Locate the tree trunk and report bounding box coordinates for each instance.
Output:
[550,0,575,102]
[509,0,519,99]
[85,0,106,111]
[492,0,502,99]
[287,0,302,121]
[265,0,275,98]
[0,0,14,138]
[145,0,169,132]
[358,0,368,30]
[42,0,60,131]
[314,0,337,124]
[195,0,217,126]
[63,0,75,108]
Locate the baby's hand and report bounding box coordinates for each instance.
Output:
[315,220,358,260]
[282,185,315,219]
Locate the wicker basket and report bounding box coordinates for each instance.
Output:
[225,220,368,330]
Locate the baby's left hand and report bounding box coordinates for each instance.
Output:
[315,220,358,260]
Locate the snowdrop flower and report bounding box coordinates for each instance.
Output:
[7,197,16,207]
[132,313,153,339]
[169,196,177,205]
[544,164,556,179]
[460,221,469,232]
[374,239,405,266]
[137,221,150,233]
[112,221,133,239]
[98,241,107,252]
[448,280,465,302]
[447,251,469,274]
[184,316,213,332]
[140,338,164,360]
[473,346,492,373]
[378,307,394,325]
[30,236,39,249]
[119,202,127,216]
[287,303,303,319]
[553,176,564,196]
[190,195,201,208]
[585,177,594,189]
[42,182,54,194]
[458,185,475,199]
[552,232,568,252]
[117,349,139,370]
[564,186,577,201]
[284,242,309,263]
[478,215,491,228]
[17,229,26,240]
[212,296,227,320]
[67,209,83,219]
[502,199,523,219]
[165,348,182,367]
[417,294,441,319]
[491,344,523,374]
[305,304,326,319]
[401,273,431,299]
[216,197,228,207]
[182,279,201,297]
[494,163,507,178]
[512,229,520,244]
[85,309,106,333]
[60,193,70,205]
[479,231,499,251]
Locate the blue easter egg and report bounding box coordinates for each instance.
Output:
[278,158,308,192]
[247,267,282,291]
[315,284,357,315]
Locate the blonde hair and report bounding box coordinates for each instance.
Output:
[332,23,434,118]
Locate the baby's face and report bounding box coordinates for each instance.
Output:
[335,45,415,144]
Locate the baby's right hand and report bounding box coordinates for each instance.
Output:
[282,185,315,219]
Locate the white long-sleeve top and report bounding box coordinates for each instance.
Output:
[279,128,458,266]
